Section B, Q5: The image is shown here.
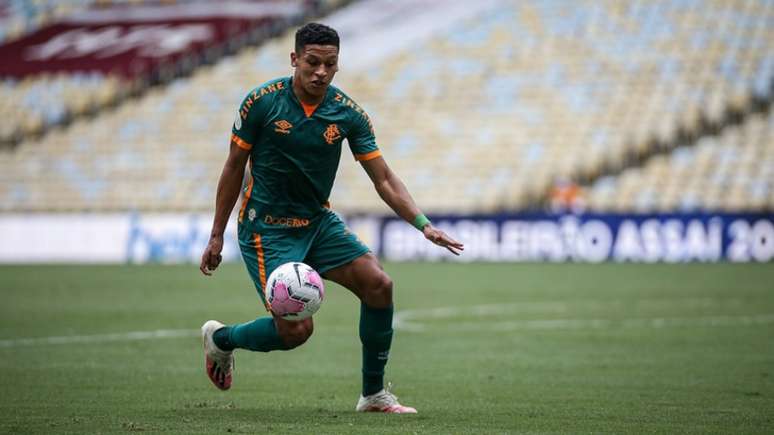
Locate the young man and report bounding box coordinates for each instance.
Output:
[199,22,463,413]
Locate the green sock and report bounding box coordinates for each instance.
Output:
[213,317,288,352]
[359,303,393,396]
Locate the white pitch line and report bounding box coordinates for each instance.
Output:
[448,314,774,332]
[3,305,772,348]
[393,301,774,332]
[393,297,748,324]
[0,329,199,349]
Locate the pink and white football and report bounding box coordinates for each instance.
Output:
[266,262,325,321]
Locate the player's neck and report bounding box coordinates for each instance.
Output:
[292,78,326,106]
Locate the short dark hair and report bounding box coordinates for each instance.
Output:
[295,22,339,53]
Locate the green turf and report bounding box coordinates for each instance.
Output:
[1,263,773,434]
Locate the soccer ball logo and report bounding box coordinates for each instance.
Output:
[266,262,325,321]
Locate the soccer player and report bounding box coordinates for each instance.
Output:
[199,22,463,413]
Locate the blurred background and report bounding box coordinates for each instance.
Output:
[1,3,773,432]
[0,0,772,264]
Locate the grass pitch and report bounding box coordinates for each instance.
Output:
[1,262,773,434]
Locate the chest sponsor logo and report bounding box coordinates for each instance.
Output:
[323,124,341,144]
[274,120,293,134]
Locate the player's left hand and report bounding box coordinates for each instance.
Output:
[423,224,464,256]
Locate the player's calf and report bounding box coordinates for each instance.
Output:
[360,272,393,308]
[274,316,314,349]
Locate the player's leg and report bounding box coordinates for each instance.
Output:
[323,253,393,396]
[202,227,314,390]
[214,227,315,351]
[203,316,312,391]
[306,211,415,413]
[213,314,313,351]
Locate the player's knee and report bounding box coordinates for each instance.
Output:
[279,318,314,349]
[363,272,393,308]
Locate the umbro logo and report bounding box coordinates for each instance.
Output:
[274,120,293,134]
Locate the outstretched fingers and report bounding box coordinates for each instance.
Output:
[424,227,465,256]
[438,233,464,255]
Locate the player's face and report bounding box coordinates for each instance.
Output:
[291,44,339,100]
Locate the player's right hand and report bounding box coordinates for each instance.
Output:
[200,235,224,276]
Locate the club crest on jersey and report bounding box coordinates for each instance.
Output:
[323,124,341,144]
[274,120,293,134]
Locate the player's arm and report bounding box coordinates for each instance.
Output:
[200,140,251,275]
[360,156,464,255]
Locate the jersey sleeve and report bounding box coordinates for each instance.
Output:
[231,88,267,151]
[348,109,381,161]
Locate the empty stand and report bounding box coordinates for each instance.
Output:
[0,0,771,213]
[586,109,773,212]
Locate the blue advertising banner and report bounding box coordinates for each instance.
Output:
[375,213,774,263]
[2,213,770,263]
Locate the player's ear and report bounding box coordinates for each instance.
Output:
[290,52,298,68]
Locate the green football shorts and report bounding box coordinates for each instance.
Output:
[237,207,370,308]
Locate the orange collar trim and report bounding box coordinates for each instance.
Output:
[300,101,318,117]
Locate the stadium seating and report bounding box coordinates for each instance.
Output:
[0,0,337,145]
[586,109,773,212]
[0,0,88,44]
[0,73,123,142]
[0,1,110,143]
[337,0,774,213]
[0,0,771,213]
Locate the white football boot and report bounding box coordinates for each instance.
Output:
[356,383,417,413]
[201,320,234,390]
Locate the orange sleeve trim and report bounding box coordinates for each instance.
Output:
[354,149,382,161]
[231,134,252,151]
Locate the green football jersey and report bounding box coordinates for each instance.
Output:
[231,77,380,222]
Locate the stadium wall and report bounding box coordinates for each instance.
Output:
[0,213,771,264]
